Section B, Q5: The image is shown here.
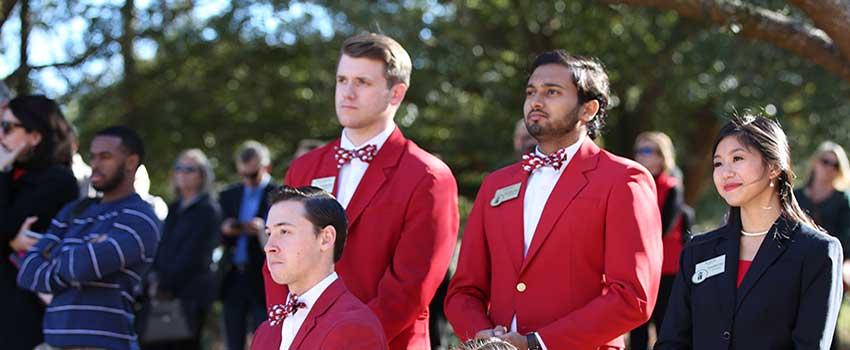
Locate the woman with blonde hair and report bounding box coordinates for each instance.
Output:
[629,131,687,350]
[795,141,850,257]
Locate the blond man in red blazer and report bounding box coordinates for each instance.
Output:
[263,33,459,349]
[252,186,386,350]
[445,50,663,350]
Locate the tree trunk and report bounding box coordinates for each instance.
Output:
[120,0,137,128]
[15,0,29,94]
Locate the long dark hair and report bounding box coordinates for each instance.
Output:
[711,113,821,231]
[7,95,73,169]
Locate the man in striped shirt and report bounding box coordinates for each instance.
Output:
[17,126,161,350]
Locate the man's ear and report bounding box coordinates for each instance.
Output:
[579,100,600,124]
[389,83,408,106]
[319,225,337,252]
[126,154,141,173]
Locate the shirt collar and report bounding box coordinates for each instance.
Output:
[246,173,272,192]
[292,271,338,310]
[340,123,395,152]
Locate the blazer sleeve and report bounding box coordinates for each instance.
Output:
[0,169,78,243]
[654,246,694,349]
[159,203,222,293]
[792,237,843,350]
[536,167,663,348]
[365,170,459,341]
[444,180,495,340]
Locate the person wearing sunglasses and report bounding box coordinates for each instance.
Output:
[141,149,221,349]
[629,131,689,350]
[0,95,78,350]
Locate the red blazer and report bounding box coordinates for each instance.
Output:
[445,139,663,350]
[264,127,459,349]
[655,172,684,275]
[251,279,388,350]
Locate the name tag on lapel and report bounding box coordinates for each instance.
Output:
[692,254,725,284]
[490,182,522,207]
[311,176,336,193]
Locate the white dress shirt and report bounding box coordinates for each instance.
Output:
[279,272,339,350]
[510,136,584,349]
[336,124,395,208]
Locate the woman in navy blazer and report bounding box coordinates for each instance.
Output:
[656,114,843,350]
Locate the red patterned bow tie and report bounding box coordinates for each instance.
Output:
[521,148,569,173]
[334,144,378,168]
[268,293,306,326]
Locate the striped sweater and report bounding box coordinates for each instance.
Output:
[17,193,161,350]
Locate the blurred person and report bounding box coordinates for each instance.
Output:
[445,50,662,349]
[17,126,161,350]
[513,118,537,158]
[262,33,459,349]
[68,126,94,199]
[142,149,221,350]
[219,140,277,350]
[794,141,850,350]
[0,95,78,350]
[251,186,387,350]
[135,164,169,221]
[294,139,325,159]
[629,131,687,350]
[656,114,843,349]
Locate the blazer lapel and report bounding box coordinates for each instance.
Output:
[521,139,599,272]
[495,166,530,275]
[289,279,346,350]
[735,217,795,311]
[344,127,405,228]
[711,223,739,323]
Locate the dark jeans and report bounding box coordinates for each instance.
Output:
[629,275,675,350]
[222,270,266,350]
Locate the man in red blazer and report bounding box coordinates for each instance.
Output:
[252,186,387,350]
[445,50,663,350]
[263,33,459,349]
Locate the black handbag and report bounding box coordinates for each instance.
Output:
[137,298,193,343]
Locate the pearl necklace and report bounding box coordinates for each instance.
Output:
[741,229,770,237]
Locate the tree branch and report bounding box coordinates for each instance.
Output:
[788,0,850,63]
[602,0,850,83]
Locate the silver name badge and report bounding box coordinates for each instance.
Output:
[692,254,726,284]
[311,176,336,193]
[490,182,522,207]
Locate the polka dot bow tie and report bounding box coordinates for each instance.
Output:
[521,148,569,173]
[334,144,378,168]
[268,293,306,326]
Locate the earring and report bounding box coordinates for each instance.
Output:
[770,181,774,188]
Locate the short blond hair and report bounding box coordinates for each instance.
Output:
[341,33,412,88]
[635,131,676,173]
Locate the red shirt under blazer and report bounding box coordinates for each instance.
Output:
[251,279,388,350]
[445,139,663,350]
[263,127,459,350]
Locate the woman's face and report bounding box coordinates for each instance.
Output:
[812,150,840,185]
[173,156,204,194]
[634,139,664,176]
[713,136,776,208]
[0,109,40,157]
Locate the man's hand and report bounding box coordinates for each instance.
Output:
[475,325,508,339]
[221,218,240,236]
[10,216,39,252]
[497,332,529,350]
[244,217,265,236]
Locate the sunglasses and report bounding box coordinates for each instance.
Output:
[174,164,200,173]
[634,146,659,157]
[0,120,24,134]
[820,158,840,169]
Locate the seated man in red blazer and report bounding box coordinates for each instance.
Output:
[445,51,663,350]
[252,186,387,350]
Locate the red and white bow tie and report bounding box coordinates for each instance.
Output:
[268,293,306,326]
[334,144,378,168]
[521,148,569,173]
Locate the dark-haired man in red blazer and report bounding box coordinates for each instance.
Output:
[252,186,386,350]
[262,33,459,350]
[445,50,663,350]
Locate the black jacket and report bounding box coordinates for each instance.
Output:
[656,214,843,350]
[151,193,222,306]
[217,181,278,299]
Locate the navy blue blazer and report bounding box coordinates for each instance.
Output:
[656,214,843,350]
